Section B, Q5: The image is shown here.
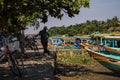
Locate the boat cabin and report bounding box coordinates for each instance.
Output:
[102,36,120,47]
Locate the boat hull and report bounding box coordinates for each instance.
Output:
[86,48,120,75]
[104,46,120,55]
[95,58,120,75]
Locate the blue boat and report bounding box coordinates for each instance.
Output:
[52,37,62,45]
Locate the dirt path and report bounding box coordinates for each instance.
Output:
[56,62,120,80]
[0,51,57,80]
[0,50,120,80]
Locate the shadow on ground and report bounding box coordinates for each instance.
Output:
[55,63,92,76]
[93,71,120,78]
[0,51,120,80]
[55,63,120,78]
[0,51,59,80]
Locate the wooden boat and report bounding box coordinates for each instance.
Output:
[61,36,91,49]
[102,36,120,55]
[104,46,120,54]
[52,37,62,45]
[90,34,120,55]
[85,46,120,74]
[85,46,120,60]
[61,37,77,49]
[95,58,120,75]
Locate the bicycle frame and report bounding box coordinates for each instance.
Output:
[0,34,25,77]
[24,35,39,52]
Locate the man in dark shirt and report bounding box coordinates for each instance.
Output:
[39,26,50,55]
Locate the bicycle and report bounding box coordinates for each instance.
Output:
[24,35,39,52]
[0,33,25,77]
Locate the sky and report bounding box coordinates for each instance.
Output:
[25,0,120,34]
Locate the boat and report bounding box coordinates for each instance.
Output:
[90,33,120,55]
[52,37,62,45]
[61,36,91,49]
[104,46,120,54]
[60,36,78,49]
[95,58,120,75]
[85,46,120,74]
[101,36,120,55]
[85,46,120,60]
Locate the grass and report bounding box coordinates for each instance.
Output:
[56,49,96,76]
[57,49,96,65]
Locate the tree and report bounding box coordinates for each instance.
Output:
[68,28,77,36]
[0,0,90,31]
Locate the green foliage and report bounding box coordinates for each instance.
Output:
[57,49,95,65]
[48,16,120,36]
[0,0,90,32]
[68,29,77,36]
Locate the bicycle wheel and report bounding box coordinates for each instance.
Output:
[0,53,6,61]
[32,42,39,52]
[8,54,24,77]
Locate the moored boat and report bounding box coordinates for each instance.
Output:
[85,46,120,75]
[85,46,120,60]
[102,35,120,55]
[104,46,120,54]
[95,58,120,75]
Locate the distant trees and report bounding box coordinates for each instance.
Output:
[48,16,120,36]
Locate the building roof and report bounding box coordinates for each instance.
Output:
[108,27,120,31]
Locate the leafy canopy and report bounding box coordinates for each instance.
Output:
[0,0,90,31]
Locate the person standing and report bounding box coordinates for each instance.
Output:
[38,26,50,55]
